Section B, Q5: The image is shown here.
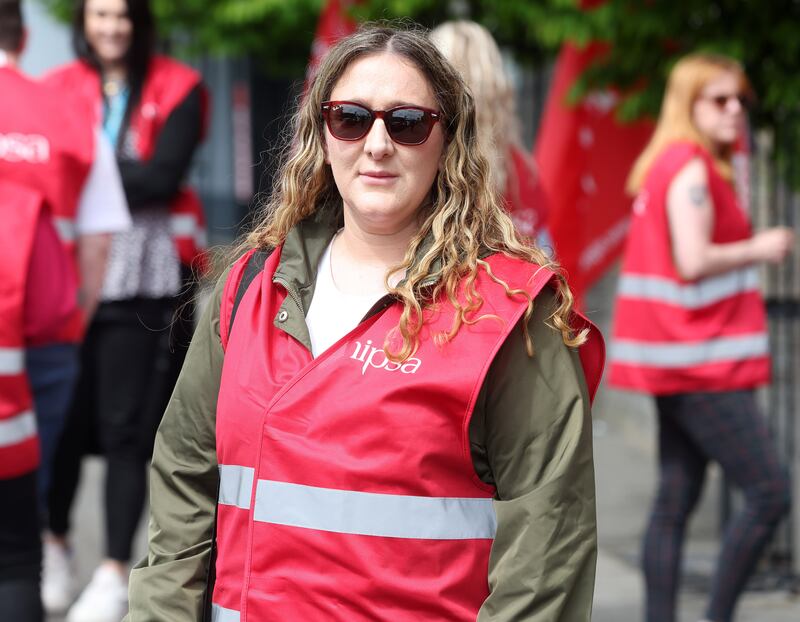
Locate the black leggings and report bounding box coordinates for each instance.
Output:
[47,297,192,562]
[643,390,791,622]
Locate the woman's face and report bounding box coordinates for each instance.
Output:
[692,71,746,148]
[324,52,446,237]
[84,0,133,69]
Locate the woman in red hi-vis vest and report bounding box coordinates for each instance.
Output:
[430,20,551,250]
[126,25,604,622]
[41,0,209,619]
[610,54,794,622]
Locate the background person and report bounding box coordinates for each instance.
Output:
[609,53,794,622]
[430,19,551,247]
[0,0,130,586]
[41,0,208,619]
[0,182,78,622]
[126,24,603,622]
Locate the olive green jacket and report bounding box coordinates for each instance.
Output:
[126,215,598,621]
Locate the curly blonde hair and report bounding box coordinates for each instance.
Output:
[242,23,585,360]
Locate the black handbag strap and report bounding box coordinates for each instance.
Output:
[228,247,273,337]
[203,247,273,621]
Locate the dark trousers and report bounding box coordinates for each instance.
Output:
[26,342,80,518]
[47,297,191,562]
[642,390,791,622]
[0,472,44,622]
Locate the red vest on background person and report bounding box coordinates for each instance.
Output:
[0,182,44,479]
[609,141,770,395]
[0,66,93,343]
[45,56,210,272]
[210,249,604,621]
[504,145,550,241]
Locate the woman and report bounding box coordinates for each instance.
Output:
[40,0,208,619]
[430,20,551,247]
[609,54,793,622]
[127,24,603,621]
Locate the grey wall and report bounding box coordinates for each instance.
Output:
[20,0,74,76]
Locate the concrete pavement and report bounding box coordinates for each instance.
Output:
[592,399,800,621]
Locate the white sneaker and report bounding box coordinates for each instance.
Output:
[42,539,74,613]
[66,565,129,622]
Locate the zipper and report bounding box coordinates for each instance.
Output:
[272,274,303,312]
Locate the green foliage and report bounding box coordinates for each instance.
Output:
[37,0,325,76]
[362,1,800,127]
[39,0,800,149]
[362,0,800,178]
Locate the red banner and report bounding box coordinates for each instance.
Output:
[534,42,653,303]
[307,0,358,84]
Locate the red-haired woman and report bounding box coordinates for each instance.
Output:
[610,53,793,622]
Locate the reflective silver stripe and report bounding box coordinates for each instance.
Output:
[170,214,198,237]
[0,348,24,374]
[254,479,497,540]
[0,410,37,448]
[211,603,240,622]
[53,217,76,244]
[170,214,206,249]
[618,267,760,309]
[611,333,769,368]
[218,465,254,510]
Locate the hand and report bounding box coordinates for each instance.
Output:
[751,227,795,264]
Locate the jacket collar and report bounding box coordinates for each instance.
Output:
[273,205,448,314]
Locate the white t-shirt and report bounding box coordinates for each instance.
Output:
[75,130,131,235]
[306,238,386,358]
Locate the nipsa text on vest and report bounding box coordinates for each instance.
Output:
[350,339,422,375]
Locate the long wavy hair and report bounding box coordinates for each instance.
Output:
[627,53,752,194]
[429,20,518,193]
[243,23,585,360]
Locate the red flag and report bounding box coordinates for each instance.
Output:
[534,42,654,303]
[307,0,358,84]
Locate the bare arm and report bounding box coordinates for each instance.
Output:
[666,157,794,281]
[76,232,111,322]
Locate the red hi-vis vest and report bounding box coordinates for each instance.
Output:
[210,248,604,621]
[0,66,93,342]
[45,57,210,272]
[609,141,770,395]
[0,183,43,479]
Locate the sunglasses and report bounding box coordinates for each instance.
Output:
[702,93,751,110]
[321,101,441,145]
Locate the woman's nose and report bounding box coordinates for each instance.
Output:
[363,118,394,159]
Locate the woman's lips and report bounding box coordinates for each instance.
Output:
[360,171,398,185]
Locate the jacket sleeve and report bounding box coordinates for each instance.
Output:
[126,271,228,622]
[117,84,204,209]
[473,287,597,621]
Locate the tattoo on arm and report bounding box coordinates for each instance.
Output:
[688,184,708,208]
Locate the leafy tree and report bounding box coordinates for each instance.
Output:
[37,0,325,76]
[358,0,800,176]
[40,0,800,170]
